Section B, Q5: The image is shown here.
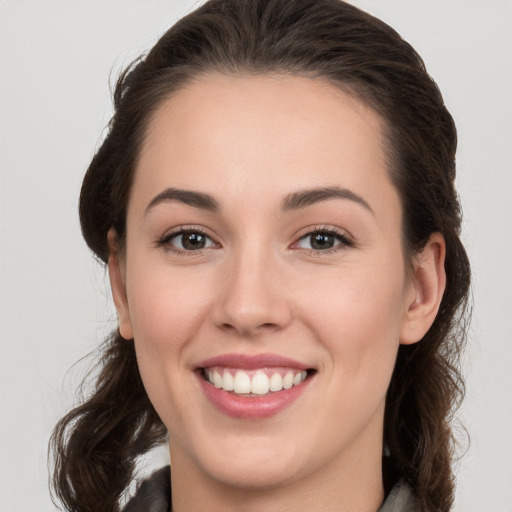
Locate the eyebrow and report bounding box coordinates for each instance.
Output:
[281,186,373,214]
[145,185,373,215]
[145,187,220,214]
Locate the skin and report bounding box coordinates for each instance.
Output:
[109,74,446,512]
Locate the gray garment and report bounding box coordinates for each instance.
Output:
[123,466,171,512]
[123,465,418,512]
[377,478,418,512]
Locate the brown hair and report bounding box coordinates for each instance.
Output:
[49,1,470,511]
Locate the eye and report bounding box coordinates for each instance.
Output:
[295,228,353,252]
[159,229,216,252]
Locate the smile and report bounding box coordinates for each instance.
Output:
[195,353,315,419]
[203,367,309,396]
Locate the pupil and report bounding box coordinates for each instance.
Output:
[182,232,205,250]
[311,233,334,250]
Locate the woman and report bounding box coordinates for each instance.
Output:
[50,0,470,511]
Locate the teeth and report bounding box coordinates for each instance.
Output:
[251,373,270,395]
[206,367,308,396]
[282,372,294,390]
[222,371,234,391]
[269,373,283,392]
[233,370,251,394]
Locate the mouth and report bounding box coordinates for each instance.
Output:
[200,366,313,396]
[194,353,316,419]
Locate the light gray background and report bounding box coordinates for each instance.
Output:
[1,1,511,511]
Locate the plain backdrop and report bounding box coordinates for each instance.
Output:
[1,1,511,511]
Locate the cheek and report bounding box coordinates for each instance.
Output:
[126,261,211,353]
[124,261,214,428]
[299,262,406,381]
[303,260,405,331]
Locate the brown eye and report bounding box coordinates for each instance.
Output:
[309,233,337,250]
[296,229,352,252]
[166,230,215,251]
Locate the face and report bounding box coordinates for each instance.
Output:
[110,74,435,494]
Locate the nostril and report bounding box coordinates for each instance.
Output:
[221,323,237,331]
[219,321,279,335]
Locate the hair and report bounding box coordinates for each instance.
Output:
[49,1,470,511]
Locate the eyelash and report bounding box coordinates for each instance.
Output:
[155,225,354,256]
[155,226,216,255]
[294,226,354,256]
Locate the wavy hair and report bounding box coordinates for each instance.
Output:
[49,1,471,511]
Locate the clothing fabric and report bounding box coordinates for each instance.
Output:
[377,479,418,512]
[122,465,418,511]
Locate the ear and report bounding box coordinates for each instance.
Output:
[400,233,446,345]
[108,229,133,340]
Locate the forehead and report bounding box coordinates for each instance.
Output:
[133,73,398,219]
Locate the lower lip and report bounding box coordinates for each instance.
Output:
[197,372,313,419]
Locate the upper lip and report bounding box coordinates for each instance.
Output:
[195,353,312,371]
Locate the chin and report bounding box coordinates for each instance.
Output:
[205,455,302,490]
[183,430,311,490]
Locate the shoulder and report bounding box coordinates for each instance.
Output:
[122,465,171,512]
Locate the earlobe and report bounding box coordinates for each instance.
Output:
[400,233,446,345]
[107,229,133,340]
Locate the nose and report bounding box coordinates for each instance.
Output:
[212,245,292,338]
